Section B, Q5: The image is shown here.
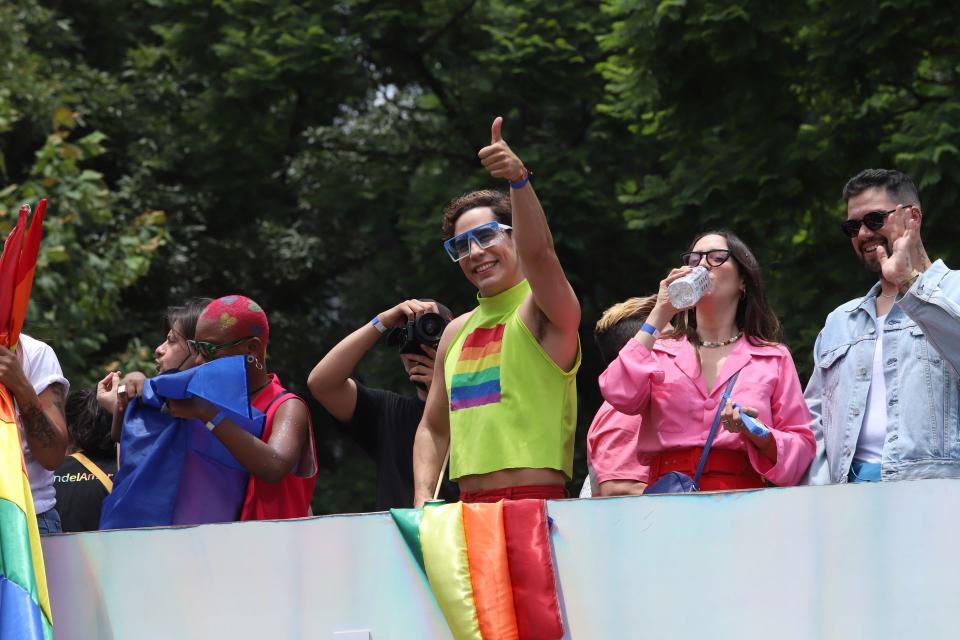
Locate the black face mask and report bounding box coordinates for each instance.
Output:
[166,350,193,374]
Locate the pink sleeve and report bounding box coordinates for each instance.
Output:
[586,403,647,484]
[744,348,816,486]
[598,338,665,416]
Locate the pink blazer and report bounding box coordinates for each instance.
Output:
[598,336,815,486]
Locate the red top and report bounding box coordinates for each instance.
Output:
[240,374,317,520]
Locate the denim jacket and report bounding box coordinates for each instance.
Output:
[804,260,960,484]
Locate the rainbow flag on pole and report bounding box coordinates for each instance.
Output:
[0,199,53,640]
[391,499,563,640]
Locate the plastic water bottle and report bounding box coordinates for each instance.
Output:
[668,266,712,308]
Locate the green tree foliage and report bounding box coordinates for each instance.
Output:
[0,1,168,381]
[2,0,959,512]
[598,0,960,364]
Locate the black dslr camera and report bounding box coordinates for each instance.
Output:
[386,312,449,356]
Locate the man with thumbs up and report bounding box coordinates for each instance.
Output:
[413,117,581,506]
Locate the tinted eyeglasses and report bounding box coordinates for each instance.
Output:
[680,249,731,268]
[840,206,905,238]
[187,336,254,360]
[443,221,512,262]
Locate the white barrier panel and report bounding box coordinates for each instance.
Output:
[43,479,959,639]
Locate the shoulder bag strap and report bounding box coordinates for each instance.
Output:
[692,370,741,489]
[70,452,114,493]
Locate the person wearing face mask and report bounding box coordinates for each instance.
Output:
[599,231,815,491]
[100,295,317,527]
[96,298,212,440]
[412,117,581,507]
[307,299,459,509]
[805,169,960,484]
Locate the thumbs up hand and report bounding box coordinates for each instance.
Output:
[478,116,526,183]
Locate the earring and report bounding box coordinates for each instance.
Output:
[246,354,264,370]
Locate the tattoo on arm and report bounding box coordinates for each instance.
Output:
[22,383,65,449]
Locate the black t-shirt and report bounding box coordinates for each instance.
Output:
[348,383,458,510]
[53,453,118,532]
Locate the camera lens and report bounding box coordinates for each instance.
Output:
[413,312,448,345]
[420,316,442,337]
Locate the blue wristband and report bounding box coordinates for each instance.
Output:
[510,170,530,190]
[371,315,388,334]
[640,322,659,338]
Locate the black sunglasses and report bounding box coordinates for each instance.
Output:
[680,249,731,268]
[187,336,255,359]
[840,205,906,238]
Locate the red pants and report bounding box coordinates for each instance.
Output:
[646,447,766,491]
[459,484,568,503]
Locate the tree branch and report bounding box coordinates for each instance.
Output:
[416,0,480,54]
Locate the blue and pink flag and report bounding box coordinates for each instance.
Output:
[100,356,264,529]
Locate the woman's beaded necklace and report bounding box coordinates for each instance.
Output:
[698,331,742,348]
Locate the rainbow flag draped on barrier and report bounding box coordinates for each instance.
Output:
[0,199,54,640]
[391,499,563,640]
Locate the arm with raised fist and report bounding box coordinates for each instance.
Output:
[478,116,580,370]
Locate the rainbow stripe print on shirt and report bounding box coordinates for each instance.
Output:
[450,324,505,411]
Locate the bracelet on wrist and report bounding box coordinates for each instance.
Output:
[639,322,659,338]
[206,411,226,432]
[371,315,388,334]
[898,269,921,292]
[510,168,530,190]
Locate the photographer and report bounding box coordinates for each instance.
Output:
[308,299,459,510]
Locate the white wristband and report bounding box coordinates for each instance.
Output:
[371,315,388,334]
[206,411,226,432]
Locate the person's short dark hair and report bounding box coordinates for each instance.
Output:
[594,296,658,366]
[842,169,921,209]
[441,190,512,240]
[66,388,115,458]
[163,297,214,341]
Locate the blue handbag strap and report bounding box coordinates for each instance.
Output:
[692,371,741,489]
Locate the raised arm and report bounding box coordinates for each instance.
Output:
[478,117,579,368]
[598,267,691,415]
[898,260,960,376]
[874,213,960,372]
[412,315,466,507]
[308,300,439,422]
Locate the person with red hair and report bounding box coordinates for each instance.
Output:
[167,295,317,520]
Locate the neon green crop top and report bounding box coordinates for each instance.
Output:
[444,279,580,480]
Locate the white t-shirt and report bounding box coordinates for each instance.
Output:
[579,464,598,498]
[17,334,70,514]
[855,315,887,463]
